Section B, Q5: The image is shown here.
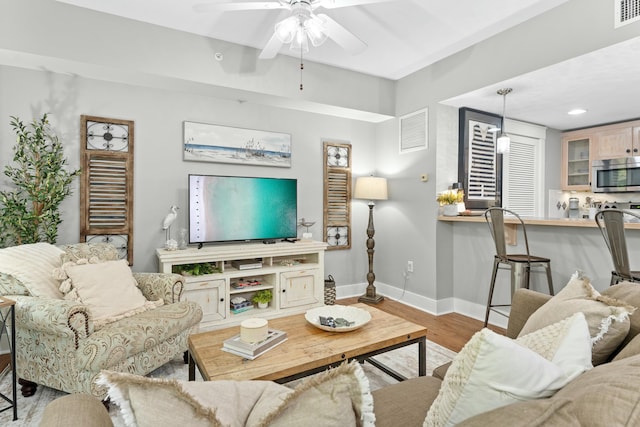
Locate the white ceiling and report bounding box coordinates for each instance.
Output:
[55,0,640,131]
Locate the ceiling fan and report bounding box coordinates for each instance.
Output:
[194,0,394,59]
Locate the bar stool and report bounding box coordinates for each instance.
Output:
[484,207,554,326]
[595,208,640,285]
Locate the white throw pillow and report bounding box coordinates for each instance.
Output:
[423,312,592,427]
[0,242,64,298]
[63,259,160,327]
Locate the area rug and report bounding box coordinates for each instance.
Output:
[0,340,456,426]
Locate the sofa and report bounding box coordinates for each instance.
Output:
[374,281,640,426]
[0,242,203,399]
[39,276,640,426]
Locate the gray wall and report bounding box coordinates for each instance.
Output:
[2,0,640,321]
[0,65,377,279]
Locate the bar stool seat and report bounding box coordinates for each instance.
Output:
[484,207,554,327]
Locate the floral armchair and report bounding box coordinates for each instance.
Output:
[0,242,202,400]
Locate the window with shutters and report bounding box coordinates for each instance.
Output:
[323,141,351,250]
[501,121,545,217]
[80,116,134,264]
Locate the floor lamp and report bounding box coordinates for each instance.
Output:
[354,176,388,304]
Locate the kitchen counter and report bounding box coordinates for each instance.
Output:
[438,215,640,229]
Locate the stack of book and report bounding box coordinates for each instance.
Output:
[222,329,287,360]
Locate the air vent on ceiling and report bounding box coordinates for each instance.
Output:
[399,108,428,153]
[615,0,640,28]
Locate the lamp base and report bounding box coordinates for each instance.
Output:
[358,293,384,304]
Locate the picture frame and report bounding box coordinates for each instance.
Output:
[183,121,292,168]
[457,108,503,210]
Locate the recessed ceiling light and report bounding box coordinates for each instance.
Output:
[568,108,587,115]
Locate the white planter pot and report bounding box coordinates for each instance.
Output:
[442,204,459,216]
[257,302,268,309]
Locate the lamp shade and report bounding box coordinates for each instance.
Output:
[354,176,388,201]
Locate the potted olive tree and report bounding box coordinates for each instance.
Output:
[0,114,80,247]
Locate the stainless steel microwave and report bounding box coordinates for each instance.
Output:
[592,157,640,193]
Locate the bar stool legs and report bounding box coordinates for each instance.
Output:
[483,259,554,327]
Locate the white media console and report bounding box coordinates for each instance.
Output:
[156,240,327,330]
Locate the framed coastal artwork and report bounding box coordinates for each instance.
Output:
[183,121,292,168]
[457,108,503,210]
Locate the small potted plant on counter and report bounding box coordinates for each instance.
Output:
[252,289,273,309]
[437,189,464,216]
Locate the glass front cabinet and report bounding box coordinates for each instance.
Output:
[562,132,592,191]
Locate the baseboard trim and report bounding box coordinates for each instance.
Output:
[335,281,509,329]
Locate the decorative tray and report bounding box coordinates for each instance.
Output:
[305,306,371,332]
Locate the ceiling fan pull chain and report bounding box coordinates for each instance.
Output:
[300,47,304,91]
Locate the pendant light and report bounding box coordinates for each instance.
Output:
[496,88,512,154]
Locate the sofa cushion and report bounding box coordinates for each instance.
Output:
[459,353,640,426]
[372,376,441,427]
[424,313,592,427]
[519,271,635,365]
[601,282,640,354]
[98,361,375,427]
[59,259,162,329]
[77,300,200,370]
[0,242,64,299]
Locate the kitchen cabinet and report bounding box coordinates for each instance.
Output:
[591,121,640,160]
[561,131,592,191]
[561,119,640,190]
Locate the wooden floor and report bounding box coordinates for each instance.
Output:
[337,296,505,353]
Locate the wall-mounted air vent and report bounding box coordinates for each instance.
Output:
[615,0,640,28]
[399,108,428,153]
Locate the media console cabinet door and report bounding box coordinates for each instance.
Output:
[280,270,320,308]
[183,278,226,324]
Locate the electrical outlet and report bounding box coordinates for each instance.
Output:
[407,260,414,273]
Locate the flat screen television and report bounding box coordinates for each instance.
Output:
[188,174,298,245]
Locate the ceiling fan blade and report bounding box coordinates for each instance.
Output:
[194,1,289,13]
[259,32,284,59]
[319,14,367,55]
[316,0,394,9]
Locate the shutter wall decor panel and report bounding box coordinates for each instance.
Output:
[323,142,351,250]
[80,115,134,264]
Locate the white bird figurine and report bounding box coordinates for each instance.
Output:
[162,205,179,240]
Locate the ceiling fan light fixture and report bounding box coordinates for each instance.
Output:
[305,15,329,46]
[290,27,310,53]
[275,16,299,43]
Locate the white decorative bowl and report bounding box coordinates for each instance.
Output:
[305,305,372,332]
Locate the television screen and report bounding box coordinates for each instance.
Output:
[189,175,297,244]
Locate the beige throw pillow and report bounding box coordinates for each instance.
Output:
[519,271,635,365]
[0,242,64,298]
[62,259,161,328]
[98,361,375,427]
[424,313,592,427]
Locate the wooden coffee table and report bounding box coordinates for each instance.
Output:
[187,303,427,383]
